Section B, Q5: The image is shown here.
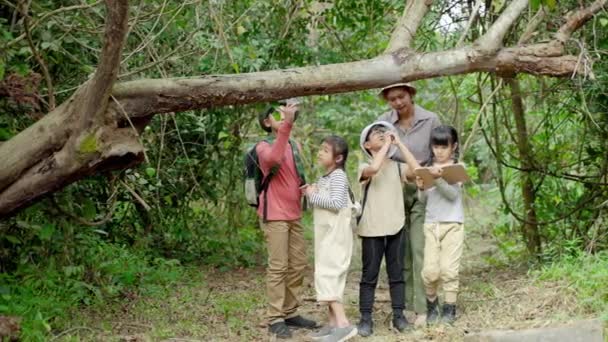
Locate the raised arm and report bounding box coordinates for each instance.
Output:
[256,104,297,168]
[360,140,391,181]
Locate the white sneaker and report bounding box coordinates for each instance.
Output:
[309,325,334,340]
[321,325,358,342]
[414,314,427,327]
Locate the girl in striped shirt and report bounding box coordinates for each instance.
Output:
[303,135,357,341]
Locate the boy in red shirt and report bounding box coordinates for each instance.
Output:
[257,103,317,338]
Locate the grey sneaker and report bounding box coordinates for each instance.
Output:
[320,325,358,342]
[308,325,334,340]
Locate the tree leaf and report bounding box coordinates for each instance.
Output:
[4,235,20,245]
[492,0,506,13]
[543,0,556,10]
[231,63,240,73]
[0,127,13,141]
[82,198,96,220]
[145,167,156,177]
[530,0,541,11]
[39,224,55,241]
[4,235,21,245]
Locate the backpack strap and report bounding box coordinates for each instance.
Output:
[347,187,355,205]
[357,179,371,225]
[289,139,308,211]
[397,162,402,180]
[257,138,280,222]
[289,140,307,185]
[259,164,279,222]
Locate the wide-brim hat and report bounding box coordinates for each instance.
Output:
[379,82,417,98]
[359,121,398,158]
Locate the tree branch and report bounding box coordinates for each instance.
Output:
[518,8,545,45]
[475,0,528,52]
[385,0,433,53]
[555,0,607,44]
[456,0,484,47]
[6,1,103,48]
[0,0,129,200]
[80,0,129,127]
[20,0,55,110]
[110,45,584,120]
[1,0,606,217]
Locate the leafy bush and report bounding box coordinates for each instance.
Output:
[0,233,185,341]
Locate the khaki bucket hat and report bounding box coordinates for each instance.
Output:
[379,82,417,98]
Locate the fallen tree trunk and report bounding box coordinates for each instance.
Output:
[0,0,604,217]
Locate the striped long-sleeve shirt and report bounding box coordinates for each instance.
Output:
[307,168,349,212]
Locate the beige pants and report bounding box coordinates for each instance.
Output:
[261,220,308,323]
[421,222,464,304]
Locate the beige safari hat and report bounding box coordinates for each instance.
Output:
[379,82,417,98]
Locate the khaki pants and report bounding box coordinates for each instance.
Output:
[421,222,464,304]
[403,183,427,314]
[261,219,307,323]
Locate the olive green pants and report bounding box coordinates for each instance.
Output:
[403,183,426,314]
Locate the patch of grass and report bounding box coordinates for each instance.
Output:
[466,280,497,299]
[54,268,268,341]
[0,236,189,341]
[535,251,608,319]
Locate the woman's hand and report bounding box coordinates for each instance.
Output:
[415,176,425,189]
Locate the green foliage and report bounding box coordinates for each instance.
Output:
[531,0,557,11]
[1,0,608,339]
[0,232,185,341]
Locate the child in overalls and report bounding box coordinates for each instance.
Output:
[304,135,357,342]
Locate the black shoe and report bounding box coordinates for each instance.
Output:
[392,312,410,332]
[285,315,317,329]
[441,304,456,324]
[269,321,292,339]
[426,298,440,325]
[357,314,373,337]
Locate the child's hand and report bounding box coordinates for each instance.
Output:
[301,184,317,196]
[278,103,298,123]
[429,166,443,178]
[386,131,399,145]
[415,176,425,189]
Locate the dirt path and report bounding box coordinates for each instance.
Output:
[62,194,586,341]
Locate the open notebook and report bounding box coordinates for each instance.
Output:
[414,163,469,190]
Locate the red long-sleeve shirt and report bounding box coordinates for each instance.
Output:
[256,122,303,221]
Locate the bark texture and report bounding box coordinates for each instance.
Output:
[505,76,541,256]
